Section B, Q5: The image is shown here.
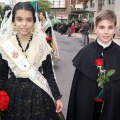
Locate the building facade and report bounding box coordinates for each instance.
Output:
[86,0,120,35]
[48,0,70,21]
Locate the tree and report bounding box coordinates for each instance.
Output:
[0,4,2,14]
[1,5,12,19]
[38,0,52,13]
[0,4,2,19]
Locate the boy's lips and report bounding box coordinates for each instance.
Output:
[103,36,109,39]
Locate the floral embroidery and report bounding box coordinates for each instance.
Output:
[11,51,19,59]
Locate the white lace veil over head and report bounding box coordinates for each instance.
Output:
[0,4,46,41]
[0,11,13,41]
[1,10,11,28]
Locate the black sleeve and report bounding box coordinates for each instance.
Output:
[0,54,9,90]
[46,26,52,37]
[42,54,62,100]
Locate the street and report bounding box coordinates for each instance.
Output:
[54,32,83,118]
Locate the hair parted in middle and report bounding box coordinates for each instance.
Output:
[12,2,36,23]
[95,10,117,26]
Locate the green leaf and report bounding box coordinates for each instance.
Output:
[106,69,115,77]
[98,82,104,88]
[98,81,104,87]
[100,84,104,88]
[105,75,109,82]
[97,77,102,82]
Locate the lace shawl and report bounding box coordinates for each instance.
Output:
[0,34,52,78]
[40,20,51,32]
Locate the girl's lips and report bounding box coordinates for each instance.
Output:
[21,28,28,32]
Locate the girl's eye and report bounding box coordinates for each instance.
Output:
[27,19,32,22]
[17,19,22,21]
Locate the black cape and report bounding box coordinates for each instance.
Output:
[66,40,120,120]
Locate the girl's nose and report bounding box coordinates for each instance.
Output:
[22,20,27,26]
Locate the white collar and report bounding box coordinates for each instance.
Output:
[97,39,112,48]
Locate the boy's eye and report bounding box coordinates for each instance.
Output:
[109,27,114,29]
[99,26,104,29]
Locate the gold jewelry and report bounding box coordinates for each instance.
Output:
[13,24,16,31]
[32,25,35,32]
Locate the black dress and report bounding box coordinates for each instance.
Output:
[0,53,62,119]
[66,40,120,120]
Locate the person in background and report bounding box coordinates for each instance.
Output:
[68,22,75,37]
[67,10,120,120]
[39,11,60,62]
[75,20,79,33]
[0,2,64,120]
[80,19,89,45]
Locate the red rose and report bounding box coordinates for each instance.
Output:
[95,59,103,66]
[0,90,10,111]
[94,98,104,102]
[46,36,52,41]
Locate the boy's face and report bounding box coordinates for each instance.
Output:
[94,20,116,45]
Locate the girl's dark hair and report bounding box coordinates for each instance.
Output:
[7,11,11,18]
[12,2,36,23]
[40,11,46,19]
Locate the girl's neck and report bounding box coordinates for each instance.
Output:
[41,18,46,23]
[17,33,31,42]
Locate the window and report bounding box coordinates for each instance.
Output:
[59,8,66,12]
[86,1,89,8]
[102,0,105,5]
[109,0,115,4]
[49,0,65,8]
[91,0,95,7]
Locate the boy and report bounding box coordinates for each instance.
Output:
[67,10,120,120]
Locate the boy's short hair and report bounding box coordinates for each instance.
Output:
[95,10,117,26]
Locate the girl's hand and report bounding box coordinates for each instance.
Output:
[55,99,63,113]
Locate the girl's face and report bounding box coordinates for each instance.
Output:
[39,13,44,20]
[14,9,34,36]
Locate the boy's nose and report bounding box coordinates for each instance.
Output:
[104,28,108,33]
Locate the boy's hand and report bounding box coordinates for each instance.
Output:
[55,99,63,113]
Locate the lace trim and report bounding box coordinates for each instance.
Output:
[40,20,51,32]
[0,34,51,78]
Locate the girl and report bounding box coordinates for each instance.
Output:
[39,12,60,62]
[0,2,64,120]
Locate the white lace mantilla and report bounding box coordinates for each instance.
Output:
[40,20,51,32]
[0,34,52,78]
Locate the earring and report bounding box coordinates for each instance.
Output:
[32,25,35,32]
[13,24,16,31]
